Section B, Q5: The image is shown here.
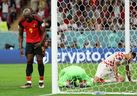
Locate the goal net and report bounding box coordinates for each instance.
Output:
[52,0,137,95]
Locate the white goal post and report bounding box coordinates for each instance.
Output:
[51,0,137,95]
[51,0,58,94]
[125,0,130,53]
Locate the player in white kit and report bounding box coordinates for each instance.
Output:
[93,52,136,83]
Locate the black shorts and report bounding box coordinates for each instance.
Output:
[25,43,43,56]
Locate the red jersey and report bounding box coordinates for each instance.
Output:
[19,15,44,43]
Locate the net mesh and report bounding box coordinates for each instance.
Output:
[57,0,137,94]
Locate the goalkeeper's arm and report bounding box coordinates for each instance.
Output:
[125,62,132,82]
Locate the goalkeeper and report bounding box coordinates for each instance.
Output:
[58,65,93,88]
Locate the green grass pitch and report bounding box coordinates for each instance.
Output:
[0,64,51,96]
[0,64,137,96]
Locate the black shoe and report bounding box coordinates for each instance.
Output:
[39,82,44,88]
[20,83,32,88]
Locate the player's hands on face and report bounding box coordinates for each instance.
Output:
[20,48,24,56]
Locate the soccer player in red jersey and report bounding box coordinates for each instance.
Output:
[18,8,46,88]
[93,51,136,83]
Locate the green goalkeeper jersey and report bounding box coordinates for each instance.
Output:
[58,65,93,87]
